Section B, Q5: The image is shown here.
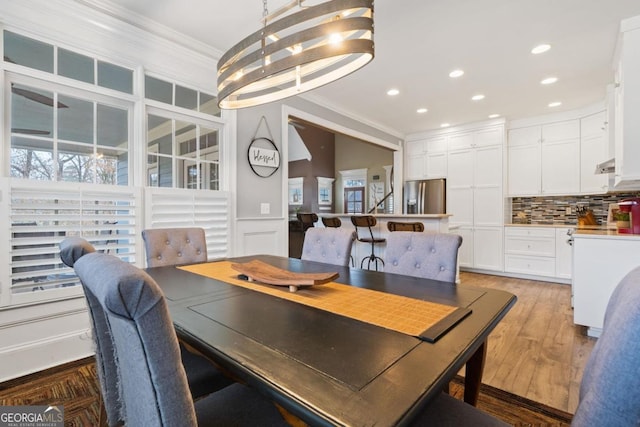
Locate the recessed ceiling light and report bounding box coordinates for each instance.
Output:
[471,94,485,101]
[548,101,562,108]
[449,69,464,78]
[440,123,450,128]
[387,88,400,96]
[541,77,558,85]
[531,44,551,54]
[416,108,428,114]
[488,114,500,119]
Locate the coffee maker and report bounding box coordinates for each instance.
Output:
[618,198,640,234]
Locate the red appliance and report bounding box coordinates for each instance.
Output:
[618,198,640,234]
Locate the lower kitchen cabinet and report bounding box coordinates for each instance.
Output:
[504,227,556,277]
[573,231,640,337]
[458,226,503,271]
[504,225,574,281]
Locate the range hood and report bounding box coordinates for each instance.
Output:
[595,158,615,174]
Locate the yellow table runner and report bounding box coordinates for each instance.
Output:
[179,261,470,342]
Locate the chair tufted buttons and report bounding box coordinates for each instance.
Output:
[407,246,412,251]
[197,250,201,254]
[415,263,421,269]
[156,255,162,260]
[393,261,398,266]
[177,252,182,257]
[186,238,191,244]
[440,266,445,271]
[165,240,170,245]
[431,248,436,253]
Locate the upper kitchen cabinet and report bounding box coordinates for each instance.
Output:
[580,111,609,194]
[613,15,640,189]
[404,135,447,180]
[508,119,580,196]
[404,138,426,180]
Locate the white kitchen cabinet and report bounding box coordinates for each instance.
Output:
[555,227,574,279]
[580,111,609,194]
[448,126,504,271]
[507,120,580,196]
[504,227,556,277]
[424,136,447,178]
[573,232,640,337]
[404,139,426,180]
[613,16,640,189]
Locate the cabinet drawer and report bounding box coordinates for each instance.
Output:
[505,227,556,238]
[505,236,556,256]
[505,255,556,277]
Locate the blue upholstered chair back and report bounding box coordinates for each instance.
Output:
[60,238,124,426]
[142,227,207,267]
[572,266,640,426]
[74,250,198,426]
[384,232,462,283]
[301,227,355,267]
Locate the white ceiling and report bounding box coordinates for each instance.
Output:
[82,0,640,136]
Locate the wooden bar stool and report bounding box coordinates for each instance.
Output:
[297,212,318,233]
[387,221,425,232]
[322,216,355,267]
[350,215,385,271]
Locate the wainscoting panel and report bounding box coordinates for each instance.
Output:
[233,218,288,258]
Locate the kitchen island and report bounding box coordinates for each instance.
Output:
[572,229,640,337]
[319,213,455,274]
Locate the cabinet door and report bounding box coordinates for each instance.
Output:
[581,134,609,194]
[405,154,425,180]
[448,132,474,151]
[474,145,503,226]
[542,120,579,142]
[555,228,573,279]
[425,152,447,178]
[473,227,503,271]
[475,127,503,147]
[447,149,473,186]
[447,149,473,226]
[508,126,540,146]
[424,136,447,153]
[541,139,580,194]
[508,144,541,195]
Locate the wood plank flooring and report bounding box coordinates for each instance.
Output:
[460,271,596,414]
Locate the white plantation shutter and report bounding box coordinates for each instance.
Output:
[1,178,141,307]
[145,187,229,260]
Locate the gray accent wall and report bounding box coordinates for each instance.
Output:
[235,96,401,219]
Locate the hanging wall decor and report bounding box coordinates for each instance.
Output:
[248,116,281,178]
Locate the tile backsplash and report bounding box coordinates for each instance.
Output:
[510,192,640,225]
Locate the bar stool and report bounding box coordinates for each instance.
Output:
[351,215,385,271]
[387,221,425,232]
[297,212,318,233]
[322,217,355,267]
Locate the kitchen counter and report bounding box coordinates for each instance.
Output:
[505,223,576,228]
[323,213,452,219]
[573,228,640,239]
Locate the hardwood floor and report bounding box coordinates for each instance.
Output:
[460,271,596,414]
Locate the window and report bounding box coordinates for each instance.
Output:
[145,75,220,117]
[344,187,364,213]
[3,30,134,94]
[146,112,221,190]
[9,78,131,185]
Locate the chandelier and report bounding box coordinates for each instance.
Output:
[217,0,374,109]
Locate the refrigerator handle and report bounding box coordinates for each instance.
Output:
[418,182,424,215]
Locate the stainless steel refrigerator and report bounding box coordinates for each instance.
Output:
[403,179,446,214]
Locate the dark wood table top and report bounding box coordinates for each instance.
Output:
[146,255,516,427]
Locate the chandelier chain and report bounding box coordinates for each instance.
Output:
[262,0,268,19]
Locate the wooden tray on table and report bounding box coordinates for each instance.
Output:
[230,259,339,292]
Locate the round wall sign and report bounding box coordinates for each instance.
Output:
[247,137,281,178]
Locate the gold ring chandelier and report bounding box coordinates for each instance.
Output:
[217,0,375,109]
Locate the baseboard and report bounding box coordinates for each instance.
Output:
[0,330,94,382]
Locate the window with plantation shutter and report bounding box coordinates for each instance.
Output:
[144,187,229,261]
[1,179,140,307]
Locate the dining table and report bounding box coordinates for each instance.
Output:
[145,254,516,426]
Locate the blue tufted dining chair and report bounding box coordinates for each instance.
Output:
[384,231,462,283]
[571,266,640,426]
[141,227,208,267]
[60,237,232,425]
[60,238,288,427]
[301,227,355,267]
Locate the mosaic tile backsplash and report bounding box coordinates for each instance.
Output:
[510,192,640,225]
